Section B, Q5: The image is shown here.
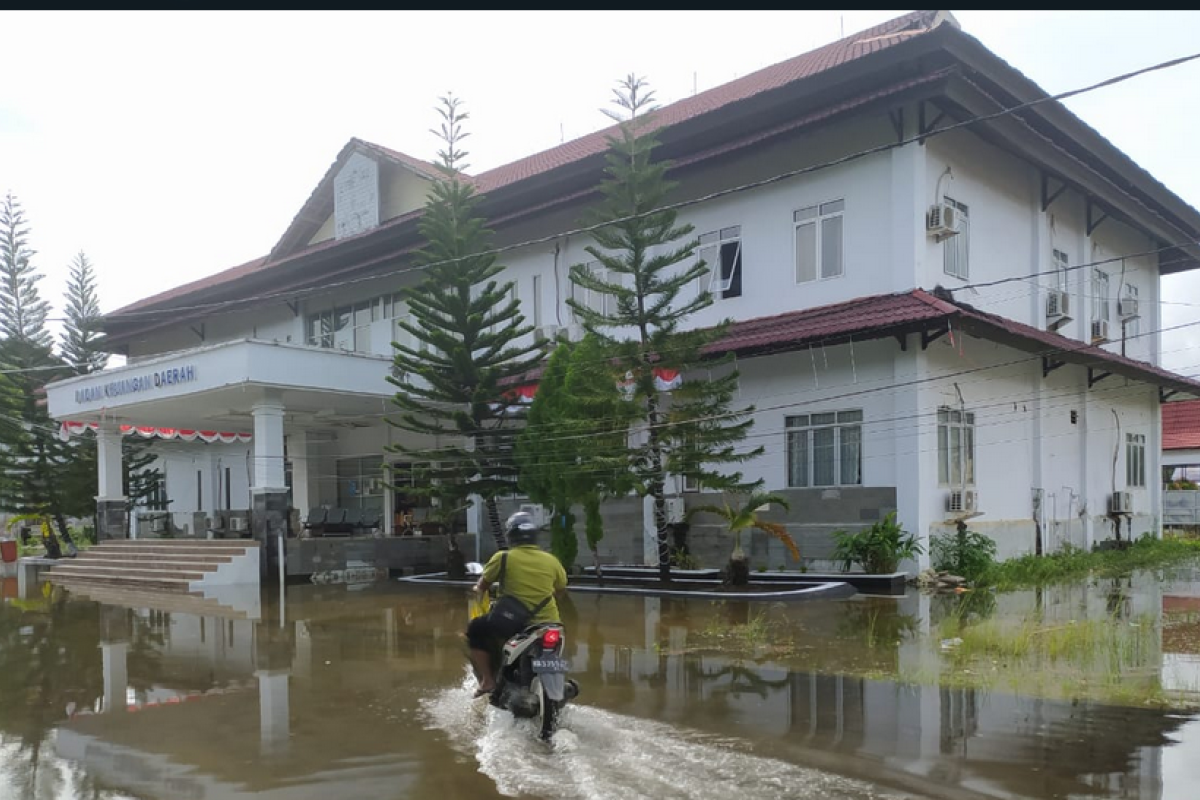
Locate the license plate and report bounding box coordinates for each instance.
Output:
[531,657,569,673]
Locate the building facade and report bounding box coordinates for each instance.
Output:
[46,10,1200,568]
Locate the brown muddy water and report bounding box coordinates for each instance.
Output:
[3,566,1200,800]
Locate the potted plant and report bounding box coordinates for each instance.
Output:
[831,511,922,574]
[691,492,799,586]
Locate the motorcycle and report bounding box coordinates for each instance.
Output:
[467,562,580,741]
[487,621,580,741]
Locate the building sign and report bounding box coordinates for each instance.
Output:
[74,365,197,405]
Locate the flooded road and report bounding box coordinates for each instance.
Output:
[2,571,1200,799]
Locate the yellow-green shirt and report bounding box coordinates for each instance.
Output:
[482,545,568,624]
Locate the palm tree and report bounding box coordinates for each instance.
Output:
[690,492,799,585]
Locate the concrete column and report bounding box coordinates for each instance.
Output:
[252,401,287,492]
[286,431,320,515]
[95,424,128,540]
[100,642,129,713]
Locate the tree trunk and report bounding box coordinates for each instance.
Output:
[646,392,671,583]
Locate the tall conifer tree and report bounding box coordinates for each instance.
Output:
[567,76,762,581]
[386,95,543,551]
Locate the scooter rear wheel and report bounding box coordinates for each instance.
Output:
[530,677,559,741]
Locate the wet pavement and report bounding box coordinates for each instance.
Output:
[2,568,1200,800]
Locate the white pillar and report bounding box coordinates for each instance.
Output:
[252,401,287,491]
[286,431,313,512]
[95,424,125,500]
[100,642,128,713]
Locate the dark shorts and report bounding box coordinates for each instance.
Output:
[466,614,501,652]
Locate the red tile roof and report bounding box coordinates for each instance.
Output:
[1164,399,1200,450]
[108,10,946,319]
[505,289,1200,401]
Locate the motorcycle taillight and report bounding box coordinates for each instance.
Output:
[542,628,561,649]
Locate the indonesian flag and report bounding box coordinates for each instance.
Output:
[59,421,251,444]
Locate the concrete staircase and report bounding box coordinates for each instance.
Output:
[47,539,261,593]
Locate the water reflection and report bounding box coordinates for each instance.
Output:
[1,572,1199,799]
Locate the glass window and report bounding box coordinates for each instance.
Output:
[795,200,844,283]
[785,410,863,488]
[938,406,976,487]
[1126,433,1146,488]
[942,197,970,279]
[1053,248,1070,292]
[699,226,743,299]
[1093,269,1110,322]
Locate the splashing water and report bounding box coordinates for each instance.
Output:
[420,669,912,800]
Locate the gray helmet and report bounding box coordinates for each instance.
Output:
[505,510,539,546]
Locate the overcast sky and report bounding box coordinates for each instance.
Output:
[2,9,1200,372]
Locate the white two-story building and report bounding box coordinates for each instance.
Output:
[46,10,1200,570]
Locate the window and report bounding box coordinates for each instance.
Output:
[573,261,627,319]
[1122,283,1140,338]
[1052,248,1070,292]
[794,200,844,283]
[699,226,742,299]
[785,410,863,488]
[1126,433,1146,488]
[942,197,970,279]
[1092,269,1110,322]
[937,407,975,487]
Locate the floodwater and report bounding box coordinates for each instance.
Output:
[3,566,1200,800]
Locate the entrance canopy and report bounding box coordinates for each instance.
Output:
[58,422,252,443]
[44,338,398,431]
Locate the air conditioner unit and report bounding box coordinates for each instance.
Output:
[565,323,586,342]
[1091,318,1110,343]
[665,497,686,524]
[1046,290,1071,322]
[228,516,249,532]
[534,324,560,343]
[149,516,168,533]
[926,202,961,239]
[1109,491,1133,514]
[947,489,977,514]
[1118,297,1140,320]
[518,503,548,528]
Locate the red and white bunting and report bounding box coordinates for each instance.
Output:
[59,421,252,444]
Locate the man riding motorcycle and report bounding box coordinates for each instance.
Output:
[467,511,568,698]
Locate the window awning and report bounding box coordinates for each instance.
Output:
[59,421,252,444]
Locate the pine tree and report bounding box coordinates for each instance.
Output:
[0,193,53,349]
[60,251,107,374]
[0,193,76,549]
[386,95,543,552]
[567,76,763,581]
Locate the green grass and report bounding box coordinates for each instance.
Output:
[978,536,1200,591]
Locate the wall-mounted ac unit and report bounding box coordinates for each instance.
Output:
[665,497,686,524]
[228,516,249,532]
[149,516,168,533]
[534,324,560,343]
[926,202,961,239]
[518,503,548,528]
[1046,290,1071,323]
[947,489,977,514]
[1109,491,1133,514]
[1091,318,1110,343]
[1118,297,1140,320]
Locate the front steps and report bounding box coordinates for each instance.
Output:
[47,539,261,593]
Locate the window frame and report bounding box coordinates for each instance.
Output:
[1093,268,1111,322]
[1052,248,1070,293]
[937,406,976,488]
[785,410,863,488]
[698,226,743,300]
[1126,432,1146,488]
[794,199,845,284]
[941,196,970,280]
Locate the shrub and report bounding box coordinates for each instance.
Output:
[930,527,997,583]
[831,511,923,574]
